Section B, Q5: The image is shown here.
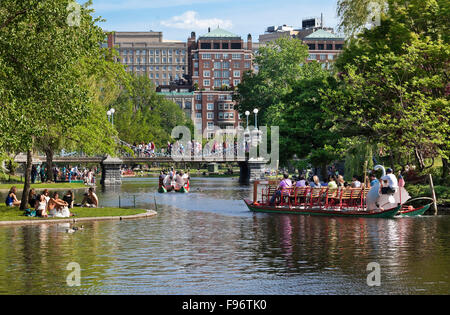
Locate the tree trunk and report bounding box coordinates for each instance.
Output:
[443,158,449,179]
[19,150,32,210]
[414,148,425,170]
[45,147,54,183]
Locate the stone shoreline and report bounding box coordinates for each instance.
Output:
[0,210,157,226]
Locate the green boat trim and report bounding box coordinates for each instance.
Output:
[397,202,433,217]
[244,199,400,218]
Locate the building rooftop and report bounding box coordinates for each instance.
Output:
[199,27,241,40]
[304,29,343,40]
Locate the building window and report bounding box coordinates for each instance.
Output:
[214,62,221,69]
[320,54,327,60]
[308,54,316,60]
[328,54,334,60]
[204,61,210,68]
[202,54,211,59]
[214,79,221,87]
[219,104,223,110]
[203,70,210,77]
[207,95,214,101]
[233,62,240,68]
[222,70,230,78]
[244,62,250,68]
[222,79,230,86]
[233,70,240,77]
[207,122,214,130]
[196,94,202,100]
[223,61,230,69]
[219,112,224,120]
[201,43,212,49]
[196,103,202,110]
[222,43,229,49]
[327,44,333,50]
[307,43,315,50]
[214,71,221,78]
[318,44,324,50]
[207,112,214,120]
[214,43,220,50]
[203,79,210,86]
[232,53,241,60]
[185,101,192,109]
[207,103,214,110]
[155,50,160,55]
[233,79,241,86]
[231,43,242,49]
[194,62,199,68]
[215,53,221,59]
[335,44,343,50]
[196,113,202,119]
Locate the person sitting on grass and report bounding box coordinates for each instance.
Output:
[48,192,71,217]
[82,187,98,208]
[35,194,48,218]
[5,186,21,207]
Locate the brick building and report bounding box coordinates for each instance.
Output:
[187,27,254,137]
[303,29,345,69]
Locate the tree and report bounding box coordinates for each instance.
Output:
[326,0,450,175]
[113,74,193,148]
[235,37,313,126]
[0,0,108,208]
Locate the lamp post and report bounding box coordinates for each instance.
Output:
[253,108,259,129]
[107,108,116,126]
[245,111,250,130]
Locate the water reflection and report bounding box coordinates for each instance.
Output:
[0,177,449,294]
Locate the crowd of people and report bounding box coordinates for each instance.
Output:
[5,186,99,218]
[31,164,96,185]
[124,139,249,158]
[269,168,404,206]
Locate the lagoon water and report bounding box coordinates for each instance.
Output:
[0,177,449,294]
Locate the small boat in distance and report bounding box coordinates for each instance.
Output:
[158,171,190,193]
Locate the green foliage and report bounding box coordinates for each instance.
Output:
[326,0,450,174]
[113,74,193,147]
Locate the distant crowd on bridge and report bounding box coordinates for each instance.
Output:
[123,139,250,158]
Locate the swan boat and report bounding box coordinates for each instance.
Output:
[244,165,433,218]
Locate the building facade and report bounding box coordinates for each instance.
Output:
[156,81,195,121]
[303,29,345,68]
[107,31,188,87]
[187,28,254,137]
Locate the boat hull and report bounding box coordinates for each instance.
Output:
[397,203,431,217]
[244,199,400,218]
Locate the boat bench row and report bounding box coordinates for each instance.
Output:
[260,186,371,210]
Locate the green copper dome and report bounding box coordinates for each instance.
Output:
[304,29,344,40]
[199,27,241,40]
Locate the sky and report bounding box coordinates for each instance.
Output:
[87,0,340,41]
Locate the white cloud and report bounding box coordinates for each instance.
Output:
[160,11,232,31]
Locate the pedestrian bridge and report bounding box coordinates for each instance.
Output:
[14,154,267,185]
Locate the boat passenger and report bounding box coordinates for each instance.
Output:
[351,175,362,188]
[174,171,186,190]
[327,176,338,189]
[336,175,347,188]
[380,168,398,194]
[369,172,379,187]
[311,175,321,188]
[269,173,292,205]
[5,186,21,207]
[295,176,306,187]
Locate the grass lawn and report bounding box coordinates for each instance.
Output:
[0,182,87,190]
[0,205,147,222]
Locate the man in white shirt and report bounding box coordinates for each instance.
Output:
[381,168,398,194]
